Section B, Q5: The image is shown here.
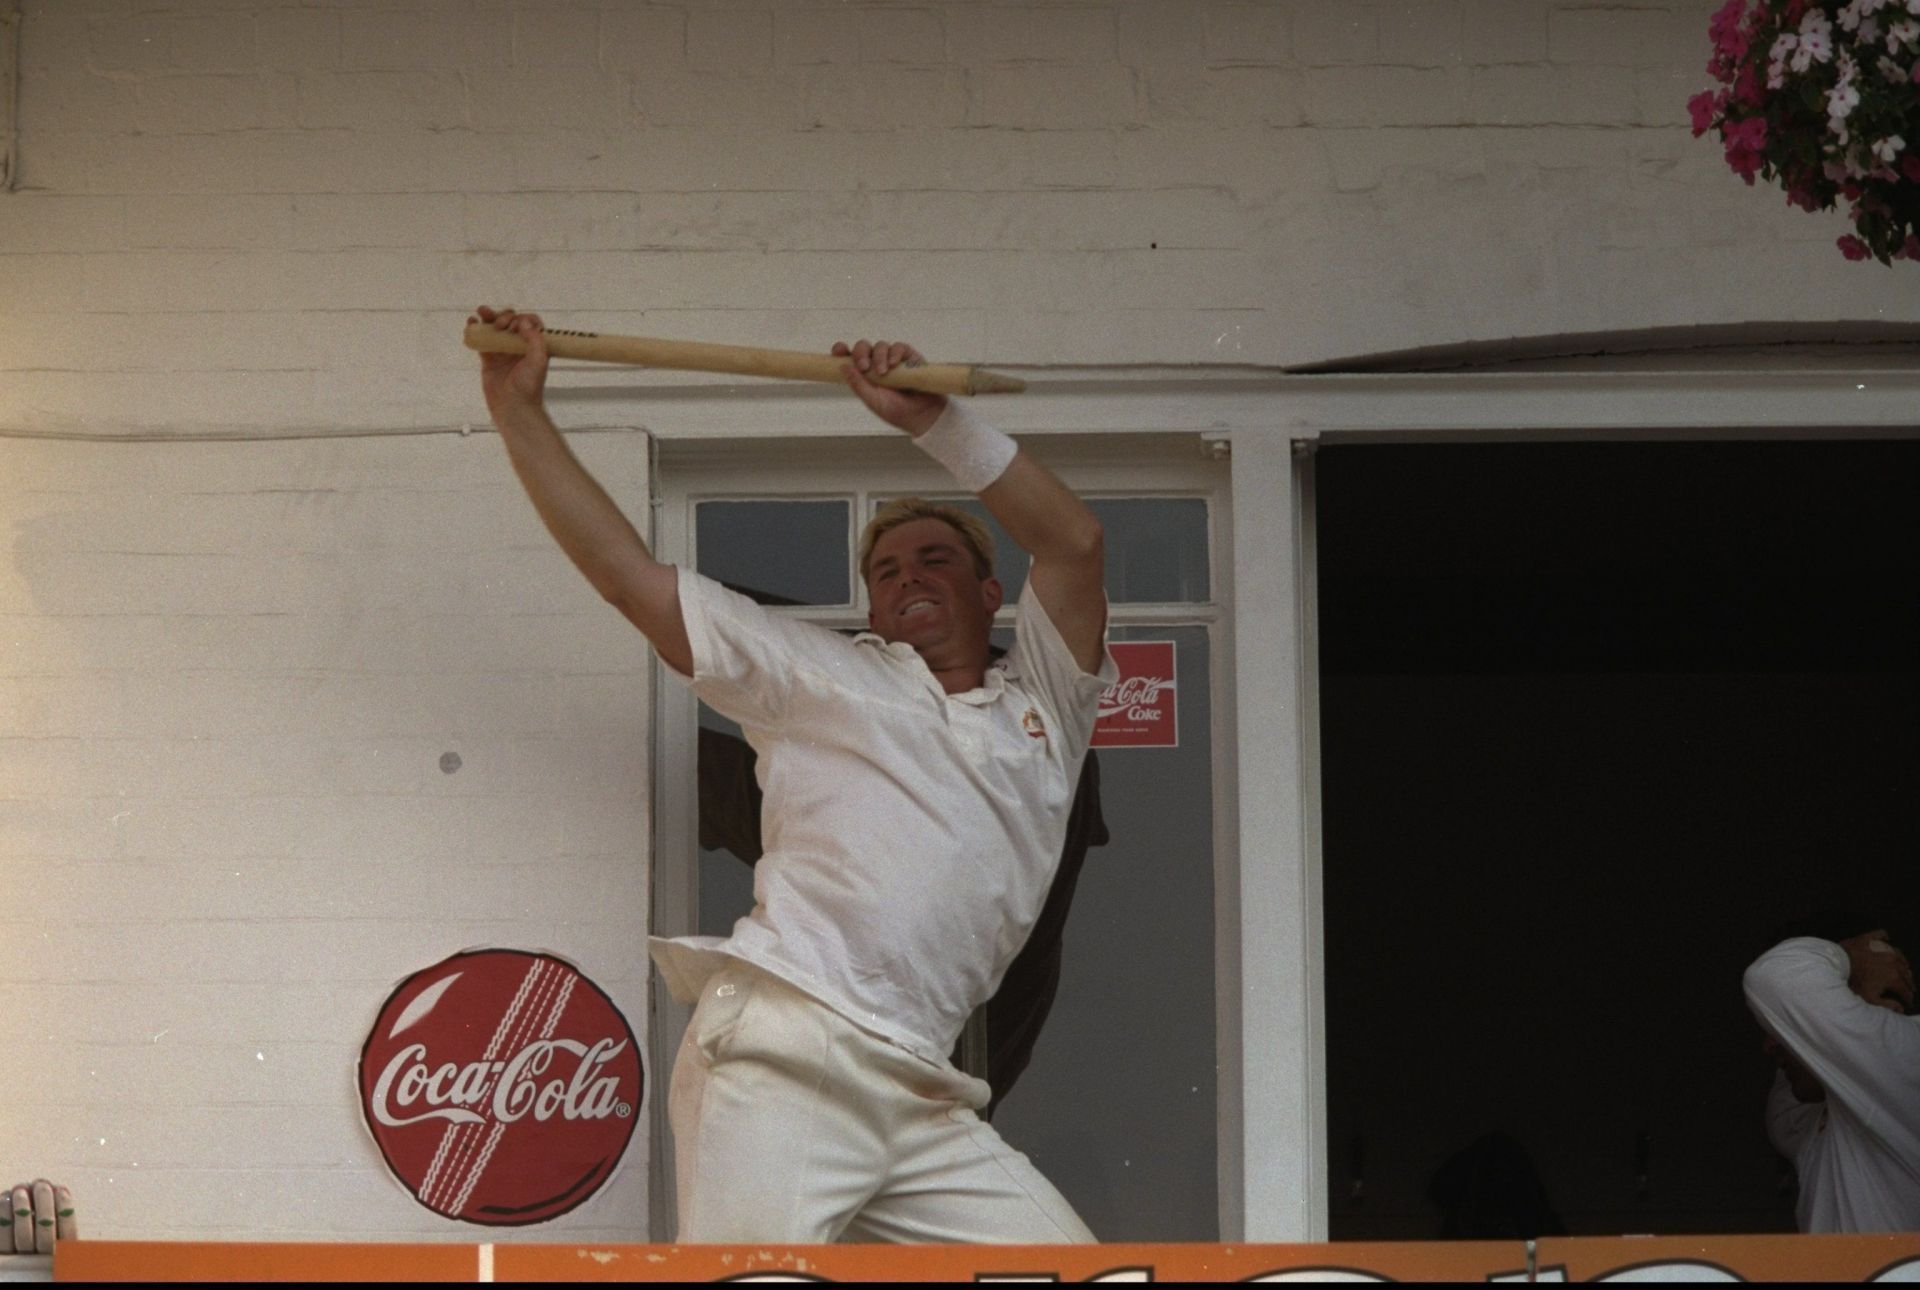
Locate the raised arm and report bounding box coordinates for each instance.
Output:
[840,340,1107,673]
[473,306,693,676]
[1743,934,1920,1146]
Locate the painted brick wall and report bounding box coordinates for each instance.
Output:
[0,430,654,1240]
[2,0,1913,435]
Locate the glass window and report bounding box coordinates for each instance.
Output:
[1090,498,1209,603]
[990,623,1218,1240]
[696,500,850,607]
[868,497,1208,605]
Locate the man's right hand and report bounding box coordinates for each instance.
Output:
[833,338,947,437]
[1841,929,1915,1014]
[471,305,549,415]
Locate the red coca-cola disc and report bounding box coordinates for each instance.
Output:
[357,949,643,1226]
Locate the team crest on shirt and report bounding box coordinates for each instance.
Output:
[1021,707,1049,744]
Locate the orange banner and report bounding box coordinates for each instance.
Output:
[1535,1233,1920,1282]
[53,1233,1920,1282]
[54,1240,478,1283]
[496,1239,1524,1282]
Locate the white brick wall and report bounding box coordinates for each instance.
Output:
[0,0,1912,1246]
[1,433,653,1241]
[5,0,1912,439]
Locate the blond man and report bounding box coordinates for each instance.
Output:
[472,306,1114,1243]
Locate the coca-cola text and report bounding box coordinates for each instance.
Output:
[371,1038,633,1129]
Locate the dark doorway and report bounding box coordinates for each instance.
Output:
[1316,439,1919,1238]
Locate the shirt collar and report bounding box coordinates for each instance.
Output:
[853,634,1015,705]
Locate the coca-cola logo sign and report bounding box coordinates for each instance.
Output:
[1093,641,1179,748]
[357,949,642,1226]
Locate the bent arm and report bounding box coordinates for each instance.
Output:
[476,307,692,672]
[837,341,1107,674]
[977,442,1108,675]
[490,398,693,676]
[1744,938,1920,1144]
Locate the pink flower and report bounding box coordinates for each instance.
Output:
[1722,117,1768,181]
[1725,116,1768,151]
[1688,90,1723,134]
[1898,234,1920,259]
[1903,153,1920,180]
[1709,0,1751,58]
[1780,163,1829,210]
[1732,62,1767,106]
[1837,234,1872,259]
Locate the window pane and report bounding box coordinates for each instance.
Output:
[991,624,1217,1240]
[937,501,1028,603]
[696,500,850,606]
[870,497,1208,605]
[1090,498,1209,603]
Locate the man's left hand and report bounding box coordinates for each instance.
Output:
[1841,930,1915,1014]
[834,339,948,437]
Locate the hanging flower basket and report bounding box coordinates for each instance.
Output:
[1691,0,1920,263]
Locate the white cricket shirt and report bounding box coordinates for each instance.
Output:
[1745,937,1920,1233]
[649,565,1117,1065]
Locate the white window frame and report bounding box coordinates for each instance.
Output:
[1203,358,1920,1242]
[643,431,1234,1241]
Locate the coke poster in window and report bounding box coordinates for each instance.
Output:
[357,949,643,1226]
[1093,641,1178,748]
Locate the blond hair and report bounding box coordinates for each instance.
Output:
[859,498,996,582]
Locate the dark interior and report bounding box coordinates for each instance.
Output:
[1316,439,1919,1239]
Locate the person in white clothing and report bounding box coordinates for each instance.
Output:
[471,305,1114,1244]
[1743,923,1920,1233]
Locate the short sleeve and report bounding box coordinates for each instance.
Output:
[1005,574,1117,759]
[670,566,855,730]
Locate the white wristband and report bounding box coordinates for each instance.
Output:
[912,398,1017,493]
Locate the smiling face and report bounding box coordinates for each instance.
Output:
[864,516,1003,660]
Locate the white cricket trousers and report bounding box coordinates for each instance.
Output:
[669,960,1096,1244]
